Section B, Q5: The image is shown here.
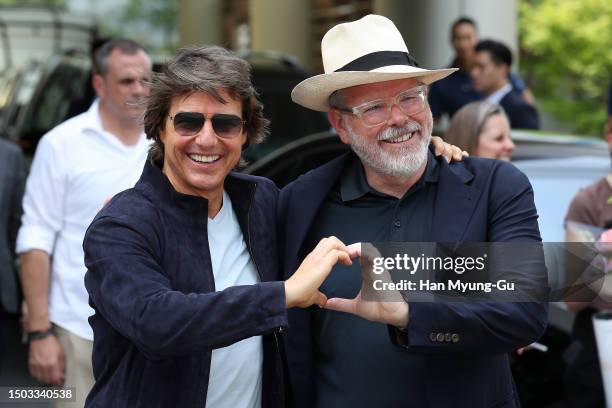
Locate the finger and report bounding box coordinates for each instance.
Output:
[324,236,349,253]
[324,297,357,315]
[452,146,463,161]
[314,291,328,308]
[313,236,347,258]
[40,365,54,385]
[326,249,352,267]
[58,352,66,386]
[462,150,469,157]
[431,136,443,155]
[29,363,44,384]
[346,242,361,258]
[48,359,64,386]
[442,144,452,163]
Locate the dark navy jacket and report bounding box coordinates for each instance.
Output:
[278,153,548,408]
[83,160,289,407]
[500,88,540,130]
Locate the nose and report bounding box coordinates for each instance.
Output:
[386,103,408,127]
[132,80,149,97]
[504,137,516,153]
[194,119,218,148]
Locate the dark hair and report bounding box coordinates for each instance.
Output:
[451,16,477,36]
[143,45,269,166]
[475,39,513,67]
[93,38,147,76]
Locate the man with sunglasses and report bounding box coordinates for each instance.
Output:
[279,15,547,407]
[16,38,151,407]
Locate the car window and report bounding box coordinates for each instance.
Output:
[18,59,89,154]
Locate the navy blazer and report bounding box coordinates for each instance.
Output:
[84,160,289,407]
[500,89,540,130]
[278,153,548,408]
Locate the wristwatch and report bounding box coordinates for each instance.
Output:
[27,328,54,342]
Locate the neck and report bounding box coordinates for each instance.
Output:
[98,105,142,146]
[485,79,510,97]
[456,54,474,72]
[362,162,427,199]
[207,191,224,219]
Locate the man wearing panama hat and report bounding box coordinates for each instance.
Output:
[278,15,548,407]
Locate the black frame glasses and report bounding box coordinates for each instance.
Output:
[169,112,246,139]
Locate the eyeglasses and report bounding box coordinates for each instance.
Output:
[336,86,427,128]
[169,112,246,139]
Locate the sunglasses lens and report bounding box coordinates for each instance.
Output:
[173,112,204,136]
[212,114,244,138]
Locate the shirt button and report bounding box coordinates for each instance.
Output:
[394,220,401,228]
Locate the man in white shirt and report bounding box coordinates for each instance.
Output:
[17,38,152,407]
[471,39,540,129]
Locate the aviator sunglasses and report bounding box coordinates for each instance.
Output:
[169,112,246,139]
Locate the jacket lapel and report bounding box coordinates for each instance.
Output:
[284,154,351,272]
[430,158,480,244]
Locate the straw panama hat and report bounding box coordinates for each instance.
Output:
[291,14,458,112]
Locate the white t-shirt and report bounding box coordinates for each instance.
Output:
[16,100,150,340]
[206,191,263,408]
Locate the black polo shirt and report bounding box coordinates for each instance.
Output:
[303,151,439,407]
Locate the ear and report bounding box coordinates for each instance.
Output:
[92,73,104,98]
[328,109,351,145]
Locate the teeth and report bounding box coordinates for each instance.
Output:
[189,154,220,163]
[384,132,414,143]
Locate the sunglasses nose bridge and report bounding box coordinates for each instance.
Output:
[194,118,218,145]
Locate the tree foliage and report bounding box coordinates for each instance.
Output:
[120,0,177,50]
[0,0,65,7]
[519,0,611,135]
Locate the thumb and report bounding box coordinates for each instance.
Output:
[314,291,328,308]
[324,297,357,315]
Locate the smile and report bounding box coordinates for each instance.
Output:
[382,131,417,144]
[188,154,220,163]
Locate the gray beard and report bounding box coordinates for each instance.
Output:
[345,121,432,177]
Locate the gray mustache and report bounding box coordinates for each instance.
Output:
[377,122,422,141]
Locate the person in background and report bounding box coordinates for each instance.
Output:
[563,115,612,408]
[444,101,515,161]
[17,38,152,407]
[471,39,540,130]
[428,16,534,123]
[0,139,26,365]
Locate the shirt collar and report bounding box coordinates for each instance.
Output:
[82,98,105,134]
[486,83,512,105]
[82,98,148,148]
[340,150,439,202]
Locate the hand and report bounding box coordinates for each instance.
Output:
[431,136,468,162]
[324,243,410,327]
[285,236,358,308]
[28,335,65,386]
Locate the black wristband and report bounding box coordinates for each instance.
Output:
[27,328,54,342]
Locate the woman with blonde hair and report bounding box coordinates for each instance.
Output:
[445,101,515,160]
